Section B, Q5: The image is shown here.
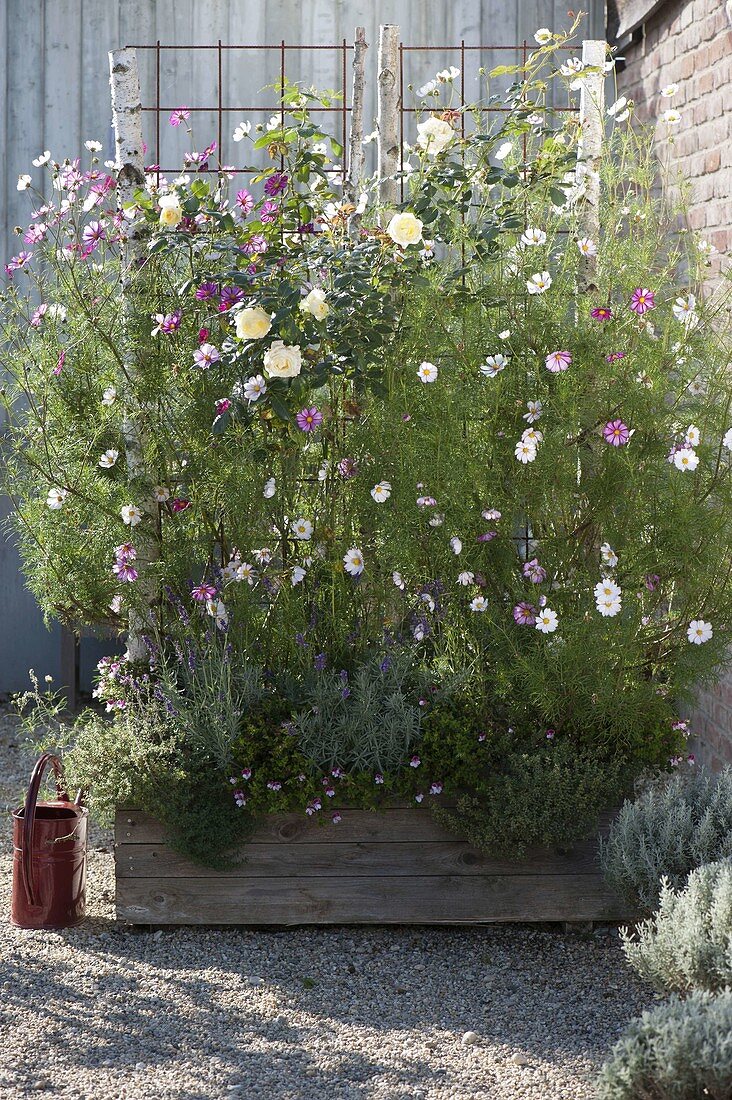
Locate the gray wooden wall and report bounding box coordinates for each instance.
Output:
[0,0,604,693]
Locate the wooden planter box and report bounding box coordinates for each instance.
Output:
[115,806,628,926]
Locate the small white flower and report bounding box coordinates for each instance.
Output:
[559,58,584,77]
[291,565,307,586]
[292,517,313,540]
[429,513,444,528]
[494,141,512,161]
[417,361,438,383]
[417,79,438,97]
[698,239,717,257]
[662,109,682,125]
[101,386,117,406]
[523,400,543,423]
[243,375,267,403]
[480,353,509,378]
[153,486,170,503]
[526,271,552,294]
[515,439,537,463]
[263,477,276,499]
[596,594,622,617]
[437,66,460,82]
[672,294,697,325]
[600,542,618,568]
[723,428,732,451]
[265,114,280,132]
[674,447,699,472]
[521,427,543,446]
[450,536,462,555]
[470,595,488,612]
[85,140,103,152]
[343,547,365,576]
[687,619,712,644]
[661,83,679,98]
[685,425,701,447]
[17,174,32,191]
[46,487,67,510]
[595,578,621,601]
[498,329,511,340]
[99,449,119,469]
[317,461,329,483]
[607,97,628,118]
[121,503,143,526]
[576,237,597,256]
[534,28,553,45]
[457,571,475,586]
[521,226,547,247]
[535,607,558,633]
[32,151,51,167]
[393,570,406,590]
[233,121,251,141]
[370,481,392,503]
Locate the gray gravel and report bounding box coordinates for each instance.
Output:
[0,706,654,1099]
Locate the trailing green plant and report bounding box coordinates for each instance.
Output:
[620,859,732,994]
[601,768,732,912]
[597,990,732,1100]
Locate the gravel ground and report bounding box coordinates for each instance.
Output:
[0,706,653,1100]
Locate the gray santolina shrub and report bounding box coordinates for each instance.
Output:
[597,990,732,1100]
[600,767,732,911]
[621,860,732,993]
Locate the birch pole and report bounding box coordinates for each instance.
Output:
[575,40,606,293]
[109,47,157,664]
[346,27,368,203]
[377,24,400,213]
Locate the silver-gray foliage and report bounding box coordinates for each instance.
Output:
[620,860,732,993]
[597,990,732,1100]
[600,768,732,912]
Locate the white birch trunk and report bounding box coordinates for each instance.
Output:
[377,24,400,214]
[109,47,157,664]
[576,40,606,293]
[346,26,368,202]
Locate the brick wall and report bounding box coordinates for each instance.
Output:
[617,0,732,768]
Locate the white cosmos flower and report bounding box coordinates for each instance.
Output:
[723,428,732,451]
[698,239,717,257]
[263,477,276,499]
[672,294,697,324]
[450,536,463,555]
[291,518,313,540]
[687,619,713,644]
[417,80,438,97]
[685,425,701,447]
[437,66,460,82]
[429,513,444,527]
[494,141,512,161]
[595,579,622,601]
[236,562,257,585]
[17,174,32,191]
[253,547,272,566]
[534,28,553,44]
[343,547,365,576]
[498,329,511,340]
[480,353,509,378]
[317,461,329,482]
[101,386,117,406]
[243,375,267,403]
[233,121,251,141]
[470,595,488,612]
[521,427,543,446]
[46,487,67,510]
[662,109,681,124]
[661,83,679,97]
[370,481,392,503]
[559,58,584,77]
[153,486,170,503]
[457,571,475,586]
[393,570,406,590]
[85,140,103,152]
[526,271,552,294]
[291,565,307,586]
[674,447,699,471]
[223,558,241,580]
[596,595,622,617]
[521,226,547,246]
[417,361,438,383]
[607,97,628,118]
[576,237,597,256]
[535,607,558,633]
[32,151,51,167]
[121,503,143,526]
[600,542,618,568]
[99,449,119,469]
[515,439,537,463]
[524,399,543,423]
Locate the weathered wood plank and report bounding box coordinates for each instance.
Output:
[116,840,603,878]
[116,873,628,924]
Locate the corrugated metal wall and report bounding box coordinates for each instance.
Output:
[0,0,604,693]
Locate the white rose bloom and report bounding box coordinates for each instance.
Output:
[99,449,119,469]
[158,192,183,227]
[235,306,271,341]
[291,517,313,540]
[416,115,455,155]
[121,503,143,526]
[299,288,330,321]
[386,211,423,248]
[263,341,302,379]
[46,487,67,510]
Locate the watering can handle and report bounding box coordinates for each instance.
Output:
[21,753,70,909]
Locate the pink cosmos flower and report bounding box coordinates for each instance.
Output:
[195,282,219,301]
[114,542,136,563]
[523,558,546,583]
[30,304,48,327]
[112,561,138,583]
[193,343,220,369]
[590,306,612,321]
[513,601,537,625]
[644,573,660,591]
[215,398,232,416]
[477,531,497,542]
[198,328,209,344]
[219,285,244,311]
[241,768,252,781]
[82,221,105,251]
[545,350,572,373]
[296,407,323,432]
[5,251,33,277]
[236,189,254,216]
[259,200,280,223]
[332,812,342,824]
[171,498,191,513]
[603,419,630,446]
[630,288,655,315]
[152,310,182,335]
[606,351,626,363]
[264,172,289,196]
[241,234,267,256]
[169,107,190,127]
[24,223,47,244]
[192,583,217,601]
[409,755,421,768]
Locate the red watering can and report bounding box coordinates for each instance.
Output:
[11,753,88,929]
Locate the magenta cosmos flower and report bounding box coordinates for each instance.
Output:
[236,189,254,216]
[191,583,216,601]
[264,171,289,197]
[523,558,546,583]
[545,350,572,373]
[513,601,537,625]
[590,306,613,321]
[630,288,655,315]
[169,107,190,127]
[603,419,630,446]
[606,351,626,363]
[296,407,323,432]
